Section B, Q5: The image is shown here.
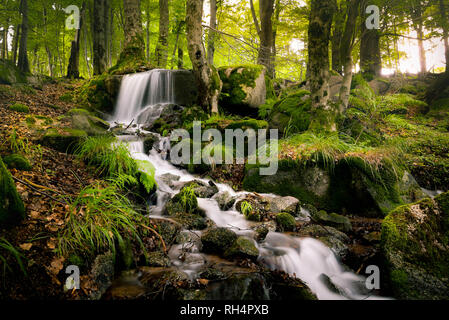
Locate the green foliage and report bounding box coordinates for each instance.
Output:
[136,160,157,194]
[58,183,147,259]
[9,103,30,113]
[59,93,73,102]
[177,185,198,213]
[240,200,253,219]
[0,237,26,276]
[75,136,138,178]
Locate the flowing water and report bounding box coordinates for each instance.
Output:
[110,70,389,300]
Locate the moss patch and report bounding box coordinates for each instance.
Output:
[0,157,25,226]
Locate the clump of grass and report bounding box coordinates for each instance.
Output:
[136,160,157,194]
[0,237,26,276]
[58,182,147,259]
[75,136,138,177]
[178,185,197,213]
[9,103,30,113]
[240,201,253,218]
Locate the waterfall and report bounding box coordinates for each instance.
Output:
[111,69,389,300]
[112,69,175,125]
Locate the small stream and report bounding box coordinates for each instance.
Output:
[109,70,389,300]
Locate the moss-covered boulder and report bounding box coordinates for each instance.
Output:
[65,108,110,136]
[146,251,171,267]
[311,210,352,233]
[381,193,449,299]
[39,128,87,153]
[76,74,122,114]
[224,236,259,260]
[218,65,270,116]
[243,160,426,218]
[2,154,32,171]
[201,227,238,255]
[297,225,350,260]
[0,157,26,226]
[268,90,312,136]
[276,212,297,231]
[0,59,27,85]
[180,180,219,198]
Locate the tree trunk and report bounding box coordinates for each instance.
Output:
[154,0,169,68]
[338,0,360,110]
[271,0,281,78]
[207,0,217,66]
[186,0,222,114]
[12,24,20,65]
[258,0,275,76]
[146,0,151,61]
[439,0,449,73]
[92,0,109,75]
[307,0,336,132]
[360,2,381,78]
[1,24,8,60]
[331,3,345,74]
[67,2,86,78]
[116,0,146,68]
[18,0,30,74]
[178,47,184,69]
[417,23,426,74]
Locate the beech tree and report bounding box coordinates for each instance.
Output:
[17,0,30,73]
[186,0,222,114]
[154,0,169,68]
[92,0,109,75]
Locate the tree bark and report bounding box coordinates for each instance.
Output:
[360,1,381,77]
[331,3,345,74]
[18,0,30,74]
[271,0,281,78]
[207,0,217,66]
[186,0,222,114]
[154,0,169,68]
[92,0,109,75]
[258,0,275,76]
[338,0,360,110]
[67,2,86,78]
[439,0,449,73]
[307,0,336,132]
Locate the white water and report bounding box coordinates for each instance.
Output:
[112,70,389,300]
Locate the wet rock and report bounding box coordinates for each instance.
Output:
[254,224,270,242]
[381,193,449,299]
[311,210,352,233]
[224,237,259,260]
[138,267,191,300]
[201,227,238,255]
[213,191,236,211]
[262,195,300,216]
[158,173,181,189]
[142,104,184,134]
[146,251,171,267]
[106,270,146,300]
[89,252,115,300]
[173,212,209,230]
[204,272,270,300]
[297,225,350,260]
[181,180,219,198]
[0,157,25,226]
[276,212,297,232]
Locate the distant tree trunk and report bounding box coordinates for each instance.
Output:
[43,7,54,77]
[440,0,449,73]
[410,2,427,75]
[146,0,151,61]
[338,0,360,110]
[258,0,275,76]
[360,2,381,78]
[154,0,169,68]
[1,23,8,60]
[12,24,20,65]
[18,0,30,74]
[186,0,222,114]
[307,0,336,132]
[271,0,281,78]
[207,0,217,66]
[331,3,345,74]
[92,0,109,75]
[67,2,86,78]
[116,0,146,67]
[178,47,184,69]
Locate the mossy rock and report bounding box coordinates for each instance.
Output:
[2,154,32,171]
[268,90,311,136]
[218,65,268,116]
[381,194,449,299]
[311,210,352,233]
[146,251,171,267]
[9,103,30,113]
[40,128,88,153]
[0,157,25,226]
[0,59,27,85]
[276,212,296,231]
[201,227,238,255]
[67,109,110,136]
[224,237,259,260]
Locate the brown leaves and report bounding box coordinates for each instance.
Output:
[19,243,33,251]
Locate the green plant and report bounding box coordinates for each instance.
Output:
[58,183,147,259]
[0,237,26,276]
[9,103,30,113]
[178,185,197,213]
[75,136,138,177]
[240,201,253,218]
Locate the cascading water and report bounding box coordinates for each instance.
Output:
[111,70,390,300]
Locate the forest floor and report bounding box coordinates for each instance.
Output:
[0,81,101,299]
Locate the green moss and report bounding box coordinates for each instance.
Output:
[224,237,259,260]
[40,128,88,153]
[67,108,91,116]
[2,154,32,171]
[0,157,25,226]
[136,160,157,194]
[109,34,148,75]
[276,212,296,231]
[9,103,30,113]
[201,227,238,255]
[59,93,73,102]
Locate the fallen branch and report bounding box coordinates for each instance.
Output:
[141,224,167,254]
[12,176,68,205]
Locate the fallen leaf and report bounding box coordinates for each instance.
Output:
[19,243,33,251]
